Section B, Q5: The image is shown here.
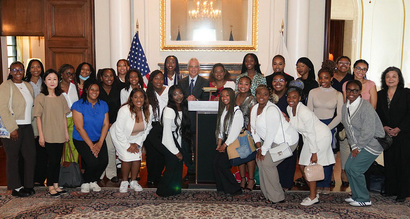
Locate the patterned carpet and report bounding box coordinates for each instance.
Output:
[0,187,409,218]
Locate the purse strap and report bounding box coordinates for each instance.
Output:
[267,105,286,144]
[62,142,76,163]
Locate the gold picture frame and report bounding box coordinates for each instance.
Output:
[160,0,258,51]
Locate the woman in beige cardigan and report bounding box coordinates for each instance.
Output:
[0,61,36,197]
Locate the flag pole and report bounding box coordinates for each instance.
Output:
[280,19,284,36]
[136,19,139,33]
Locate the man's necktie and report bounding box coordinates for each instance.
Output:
[189,79,194,95]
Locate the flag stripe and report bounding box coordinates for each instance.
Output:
[127,31,150,87]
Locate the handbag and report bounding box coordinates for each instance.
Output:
[376,131,393,151]
[304,163,324,181]
[59,142,83,188]
[269,106,293,162]
[0,85,14,138]
[227,128,256,160]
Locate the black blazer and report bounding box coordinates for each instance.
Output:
[179,75,210,101]
[376,87,410,133]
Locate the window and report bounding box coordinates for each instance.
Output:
[6,36,17,69]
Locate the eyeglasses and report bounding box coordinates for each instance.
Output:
[346,89,360,94]
[354,67,368,72]
[338,62,350,66]
[10,69,24,74]
[273,78,285,83]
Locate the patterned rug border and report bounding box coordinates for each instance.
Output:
[0,187,409,218]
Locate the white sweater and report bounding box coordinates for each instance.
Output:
[251,102,299,156]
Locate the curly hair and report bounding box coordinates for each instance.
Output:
[126,88,150,123]
[124,69,144,91]
[75,62,96,83]
[209,63,231,83]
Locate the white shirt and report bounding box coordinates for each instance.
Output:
[167,74,175,86]
[62,83,78,118]
[251,102,299,156]
[120,86,147,105]
[120,86,132,105]
[218,106,244,146]
[346,96,361,123]
[188,75,198,87]
[162,107,182,155]
[14,83,33,125]
[153,86,169,121]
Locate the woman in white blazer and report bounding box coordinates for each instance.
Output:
[286,85,335,206]
[251,85,299,203]
[111,88,153,193]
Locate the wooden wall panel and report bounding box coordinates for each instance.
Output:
[44,0,94,70]
[0,0,44,36]
[47,48,88,71]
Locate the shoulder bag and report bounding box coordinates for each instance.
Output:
[269,106,293,162]
[227,109,256,165]
[59,142,83,188]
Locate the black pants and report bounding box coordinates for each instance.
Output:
[45,142,64,186]
[34,136,47,184]
[73,140,108,183]
[156,145,183,197]
[213,151,241,195]
[277,149,297,189]
[144,122,165,184]
[184,111,196,175]
[2,125,36,190]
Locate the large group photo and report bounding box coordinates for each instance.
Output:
[0,0,409,218]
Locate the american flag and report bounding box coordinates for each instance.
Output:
[127,31,150,87]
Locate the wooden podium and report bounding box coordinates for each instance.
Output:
[188,101,219,183]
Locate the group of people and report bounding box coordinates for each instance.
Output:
[0,53,408,206]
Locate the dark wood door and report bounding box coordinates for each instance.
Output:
[0,0,44,36]
[329,20,345,61]
[44,0,94,70]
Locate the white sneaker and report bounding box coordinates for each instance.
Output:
[90,182,101,192]
[349,201,371,207]
[345,197,355,203]
[301,195,319,206]
[119,181,129,193]
[81,183,90,193]
[130,180,143,192]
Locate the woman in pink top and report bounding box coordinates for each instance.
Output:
[342,59,377,109]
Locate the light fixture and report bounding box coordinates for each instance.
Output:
[188,0,221,19]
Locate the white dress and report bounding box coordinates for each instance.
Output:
[110,105,153,161]
[287,103,335,166]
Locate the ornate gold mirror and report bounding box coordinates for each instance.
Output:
[160,0,258,50]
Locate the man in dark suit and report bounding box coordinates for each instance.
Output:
[179,58,210,182]
[179,58,210,101]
